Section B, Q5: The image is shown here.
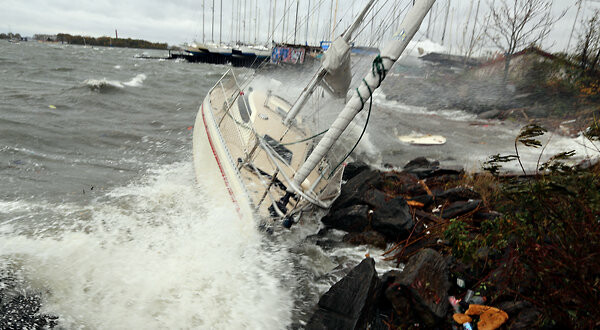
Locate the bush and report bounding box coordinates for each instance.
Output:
[444,122,600,327]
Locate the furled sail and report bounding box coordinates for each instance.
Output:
[321,37,352,98]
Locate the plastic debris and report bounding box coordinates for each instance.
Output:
[464,304,509,330]
[407,200,425,208]
[48,105,56,109]
[453,313,472,324]
[456,278,466,288]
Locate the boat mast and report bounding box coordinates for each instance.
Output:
[292,0,436,188]
[256,1,259,44]
[294,0,300,44]
[203,0,205,44]
[231,0,235,43]
[331,0,339,40]
[441,0,450,45]
[220,0,223,45]
[305,0,311,45]
[212,0,215,43]
[329,0,334,42]
[272,0,278,43]
[282,0,287,42]
[283,0,375,126]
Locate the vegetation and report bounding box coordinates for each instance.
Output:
[56,33,168,50]
[0,32,22,40]
[443,121,600,328]
[484,0,565,86]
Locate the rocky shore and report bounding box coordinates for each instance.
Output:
[303,156,600,329]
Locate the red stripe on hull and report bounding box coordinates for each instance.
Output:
[200,103,243,219]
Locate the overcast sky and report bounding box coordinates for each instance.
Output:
[2,0,599,53]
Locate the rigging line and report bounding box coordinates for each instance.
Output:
[281,0,328,44]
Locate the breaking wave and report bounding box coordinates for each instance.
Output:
[84,73,146,92]
[0,162,293,329]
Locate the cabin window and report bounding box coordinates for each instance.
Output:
[237,95,251,123]
[264,135,293,165]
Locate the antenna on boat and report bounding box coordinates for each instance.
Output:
[292,0,436,188]
[282,0,375,126]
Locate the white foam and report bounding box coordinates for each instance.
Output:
[84,78,124,89]
[123,73,147,87]
[372,90,477,121]
[0,162,292,329]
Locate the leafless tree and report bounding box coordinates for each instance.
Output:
[484,0,565,85]
[577,10,600,73]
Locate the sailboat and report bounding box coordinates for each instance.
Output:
[192,0,436,225]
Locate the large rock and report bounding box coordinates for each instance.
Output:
[435,187,480,203]
[384,249,450,327]
[342,161,371,181]
[331,170,383,211]
[321,204,370,233]
[371,196,414,240]
[403,157,440,179]
[306,258,381,330]
[441,200,482,219]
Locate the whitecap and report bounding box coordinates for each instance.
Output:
[123,73,147,87]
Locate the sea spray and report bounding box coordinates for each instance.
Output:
[0,162,293,329]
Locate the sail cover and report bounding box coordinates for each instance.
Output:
[321,37,352,98]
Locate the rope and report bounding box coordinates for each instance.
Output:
[328,53,386,178]
[280,129,329,146]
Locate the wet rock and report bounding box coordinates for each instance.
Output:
[478,109,501,119]
[321,204,370,233]
[440,200,482,219]
[384,249,450,327]
[306,258,380,330]
[343,161,370,181]
[382,171,425,196]
[496,301,541,329]
[435,187,481,203]
[371,196,414,240]
[343,231,387,249]
[473,211,502,221]
[331,170,382,210]
[403,157,440,179]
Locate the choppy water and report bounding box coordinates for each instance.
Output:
[1,41,597,329]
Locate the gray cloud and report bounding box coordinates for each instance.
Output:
[2,0,597,53]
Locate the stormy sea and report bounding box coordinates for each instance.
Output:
[0,41,594,329]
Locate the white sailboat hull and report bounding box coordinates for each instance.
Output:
[192,95,256,221]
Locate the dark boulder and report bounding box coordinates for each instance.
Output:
[403,157,440,179]
[343,231,387,249]
[384,249,450,327]
[371,196,414,240]
[343,161,371,181]
[440,200,482,219]
[331,170,383,211]
[321,204,370,233]
[435,187,480,203]
[306,258,381,330]
[381,171,425,196]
